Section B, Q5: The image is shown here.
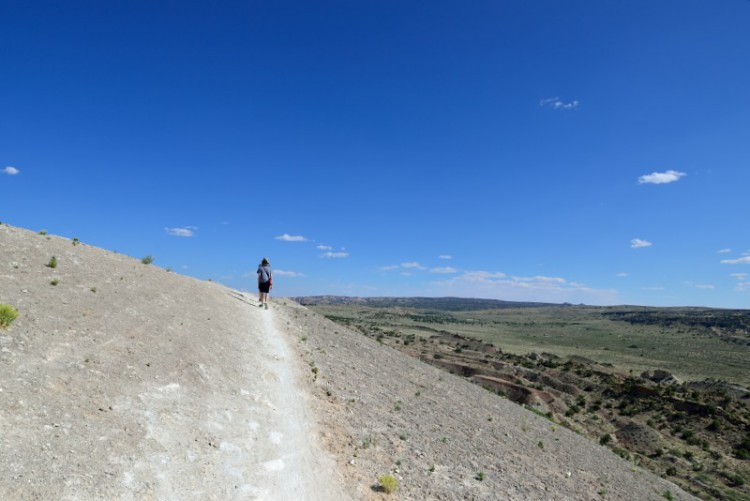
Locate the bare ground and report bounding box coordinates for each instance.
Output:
[0,224,698,500]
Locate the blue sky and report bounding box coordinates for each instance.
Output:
[2,0,749,307]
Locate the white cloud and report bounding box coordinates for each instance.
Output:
[539,97,579,110]
[638,170,686,185]
[438,255,453,260]
[730,273,748,280]
[3,166,20,175]
[321,251,349,259]
[274,269,306,278]
[642,286,665,291]
[431,270,618,304]
[317,244,332,251]
[512,275,566,284]
[616,272,629,277]
[401,262,426,270]
[695,284,715,290]
[717,249,732,254]
[380,265,400,271]
[462,271,507,280]
[736,282,750,292]
[630,238,653,249]
[721,256,750,265]
[401,272,413,277]
[275,234,308,242]
[165,226,196,237]
[429,266,458,274]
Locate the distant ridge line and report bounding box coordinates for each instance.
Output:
[291,295,569,311]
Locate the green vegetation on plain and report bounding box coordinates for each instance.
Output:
[302,298,750,387]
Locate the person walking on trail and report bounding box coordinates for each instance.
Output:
[257,258,272,309]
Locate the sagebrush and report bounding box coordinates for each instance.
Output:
[0,304,19,329]
[378,475,398,494]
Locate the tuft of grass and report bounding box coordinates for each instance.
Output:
[538,441,544,449]
[90,287,97,293]
[0,304,19,329]
[38,229,47,235]
[141,255,154,265]
[362,436,373,449]
[72,237,80,245]
[47,256,58,268]
[475,471,484,481]
[662,491,674,501]
[50,279,59,286]
[378,475,398,494]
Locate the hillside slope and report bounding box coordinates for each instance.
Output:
[278,299,701,500]
[0,223,698,500]
[0,224,346,499]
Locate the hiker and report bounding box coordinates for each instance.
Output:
[257,257,272,309]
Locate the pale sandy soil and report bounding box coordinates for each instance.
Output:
[0,223,699,500]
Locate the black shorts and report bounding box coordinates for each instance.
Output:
[259,281,271,293]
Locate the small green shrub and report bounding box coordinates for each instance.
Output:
[662,491,674,501]
[50,279,59,286]
[0,304,19,328]
[538,441,544,449]
[38,229,47,235]
[47,256,58,268]
[378,475,398,494]
[141,255,154,265]
[72,237,80,245]
[475,471,484,481]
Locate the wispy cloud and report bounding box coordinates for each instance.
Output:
[317,244,332,251]
[695,284,715,290]
[721,256,750,265]
[616,272,629,277]
[717,249,732,254]
[737,282,750,292]
[638,170,686,185]
[630,238,653,249]
[321,251,349,259]
[165,226,197,237]
[380,265,400,271]
[438,255,452,260]
[401,261,426,270]
[429,266,458,274]
[539,97,579,110]
[275,233,309,242]
[431,270,618,304]
[642,286,666,291]
[3,166,20,175]
[274,269,306,277]
[730,273,748,280]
